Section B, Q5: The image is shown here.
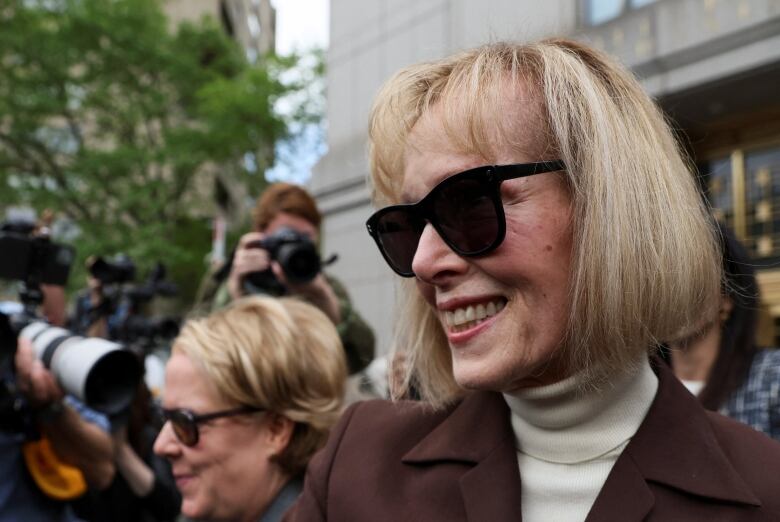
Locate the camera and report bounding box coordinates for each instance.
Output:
[76,258,179,349]
[1,220,142,416]
[88,255,136,285]
[0,219,75,287]
[113,263,180,349]
[247,227,321,285]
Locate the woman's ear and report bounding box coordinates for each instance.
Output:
[263,413,295,456]
[719,295,734,323]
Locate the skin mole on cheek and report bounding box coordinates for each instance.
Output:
[545,245,553,251]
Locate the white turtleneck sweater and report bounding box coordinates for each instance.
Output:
[502,357,658,522]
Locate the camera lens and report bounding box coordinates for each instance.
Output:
[276,242,320,284]
[20,322,142,414]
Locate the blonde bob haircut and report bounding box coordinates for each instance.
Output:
[173,296,347,475]
[368,38,722,407]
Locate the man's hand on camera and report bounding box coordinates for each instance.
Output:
[15,337,64,407]
[227,232,273,300]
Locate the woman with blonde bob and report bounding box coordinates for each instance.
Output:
[154,296,346,522]
[287,39,780,521]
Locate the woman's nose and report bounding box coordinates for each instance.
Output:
[153,421,181,458]
[411,223,469,284]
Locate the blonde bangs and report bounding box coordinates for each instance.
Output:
[369,45,543,207]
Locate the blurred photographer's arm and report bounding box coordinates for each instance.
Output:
[275,268,375,374]
[282,273,342,324]
[112,425,154,496]
[40,284,67,327]
[15,338,116,490]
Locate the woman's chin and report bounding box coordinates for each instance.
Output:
[181,498,208,521]
[452,360,510,392]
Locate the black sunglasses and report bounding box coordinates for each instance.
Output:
[366,160,565,277]
[157,405,264,447]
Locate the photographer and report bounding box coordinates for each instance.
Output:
[0,337,115,521]
[71,255,138,340]
[71,273,110,339]
[67,259,181,522]
[1,216,117,520]
[73,377,181,522]
[202,183,375,376]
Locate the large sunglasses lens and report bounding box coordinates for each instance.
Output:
[374,209,425,275]
[434,176,499,253]
[169,410,197,446]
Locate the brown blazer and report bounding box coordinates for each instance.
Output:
[286,360,780,521]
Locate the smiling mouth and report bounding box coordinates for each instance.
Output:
[442,298,506,333]
[174,473,195,485]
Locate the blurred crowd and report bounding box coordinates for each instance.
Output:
[2,36,780,522]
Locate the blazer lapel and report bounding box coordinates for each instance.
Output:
[624,361,759,504]
[588,359,759,521]
[459,437,524,522]
[585,451,654,522]
[402,391,523,522]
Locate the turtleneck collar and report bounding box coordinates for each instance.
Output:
[502,356,658,464]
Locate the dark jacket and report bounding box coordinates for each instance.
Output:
[71,424,181,522]
[286,359,780,521]
[259,477,302,522]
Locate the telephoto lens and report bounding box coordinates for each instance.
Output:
[20,322,142,415]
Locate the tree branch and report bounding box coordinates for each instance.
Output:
[56,84,85,155]
[0,138,91,222]
[0,131,95,222]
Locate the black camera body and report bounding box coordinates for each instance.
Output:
[248,227,321,285]
[88,255,136,285]
[0,220,75,287]
[113,263,180,349]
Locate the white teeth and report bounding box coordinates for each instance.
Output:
[443,299,506,329]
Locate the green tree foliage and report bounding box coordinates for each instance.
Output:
[0,0,319,303]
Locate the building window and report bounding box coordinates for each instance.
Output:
[581,0,659,26]
[708,156,734,227]
[745,147,780,259]
[707,144,780,263]
[707,144,780,346]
